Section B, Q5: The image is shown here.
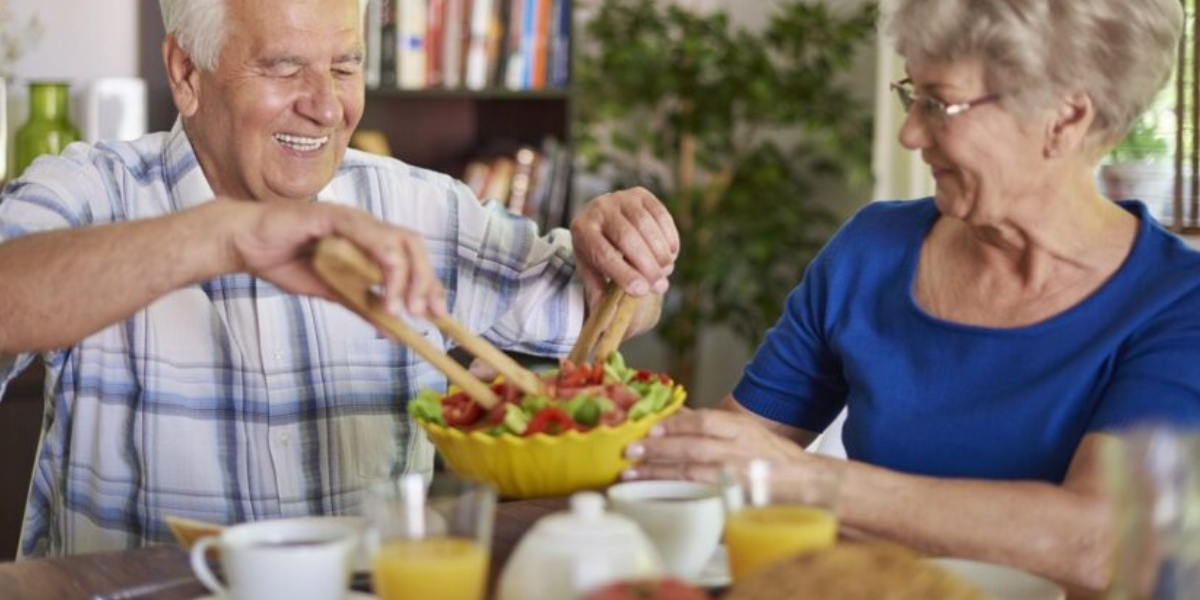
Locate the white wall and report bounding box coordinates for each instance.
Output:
[7,0,140,80]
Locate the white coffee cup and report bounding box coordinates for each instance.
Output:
[607,480,724,580]
[189,517,360,600]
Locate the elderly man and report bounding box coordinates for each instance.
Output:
[0,0,678,557]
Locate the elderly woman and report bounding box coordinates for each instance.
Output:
[626,0,1200,592]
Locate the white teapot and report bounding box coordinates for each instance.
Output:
[497,492,665,600]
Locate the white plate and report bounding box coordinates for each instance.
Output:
[194,593,375,600]
[928,558,1065,600]
[690,544,731,589]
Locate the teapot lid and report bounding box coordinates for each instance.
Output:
[536,492,644,541]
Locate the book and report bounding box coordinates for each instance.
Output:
[542,140,573,229]
[463,159,492,198]
[364,0,384,89]
[506,146,540,216]
[482,156,516,205]
[443,0,466,88]
[503,0,525,90]
[397,0,428,89]
[531,0,551,89]
[485,0,509,89]
[427,0,447,87]
[379,0,398,88]
[549,0,570,89]
[465,0,494,89]
[350,130,393,156]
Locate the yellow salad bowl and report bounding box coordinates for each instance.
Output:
[415,385,687,498]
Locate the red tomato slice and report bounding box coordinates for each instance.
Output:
[443,393,484,427]
[598,406,627,427]
[604,384,640,410]
[558,360,591,387]
[491,382,522,403]
[525,407,578,436]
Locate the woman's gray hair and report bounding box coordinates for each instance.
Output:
[883,0,1183,152]
[160,0,370,71]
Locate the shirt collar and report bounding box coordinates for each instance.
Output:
[165,118,342,212]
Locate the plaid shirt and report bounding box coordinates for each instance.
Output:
[0,122,583,557]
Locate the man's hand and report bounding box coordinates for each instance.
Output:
[570,187,680,307]
[221,198,447,317]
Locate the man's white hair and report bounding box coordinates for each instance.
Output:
[160,0,369,71]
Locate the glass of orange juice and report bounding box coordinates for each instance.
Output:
[362,473,496,600]
[719,459,840,581]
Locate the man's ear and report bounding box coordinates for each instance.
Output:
[163,34,202,118]
[1044,92,1095,159]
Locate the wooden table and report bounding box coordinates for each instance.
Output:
[0,497,569,600]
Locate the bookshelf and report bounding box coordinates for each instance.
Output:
[361,0,576,229]
[358,89,571,192]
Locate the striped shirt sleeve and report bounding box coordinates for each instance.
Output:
[447,179,585,358]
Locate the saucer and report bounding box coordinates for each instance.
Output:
[689,544,731,589]
[194,593,376,600]
[927,558,1065,600]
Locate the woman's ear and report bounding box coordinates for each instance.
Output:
[1045,92,1095,159]
[163,34,202,118]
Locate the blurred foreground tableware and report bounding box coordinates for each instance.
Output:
[498,491,664,600]
[363,473,495,600]
[723,543,995,600]
[720,459,840,581]
[1104,427,1200,600]
[584,578,709,600]
[189,518,359,600]
[165,515,223,549]
[928,559,1064,600]
[607,480,724,580]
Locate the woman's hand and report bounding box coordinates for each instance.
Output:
[622,408,811,483]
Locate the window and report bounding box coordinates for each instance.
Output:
[1105,0,1197,232]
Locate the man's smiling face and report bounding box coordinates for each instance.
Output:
[183,0,365,202]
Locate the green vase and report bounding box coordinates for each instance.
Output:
[15,82,81,177]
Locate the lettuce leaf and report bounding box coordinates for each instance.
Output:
[603,351,635,384]
[407,389,446,426]
[500,404,530,435]
[627,381,672,421]
[564,394,616,427]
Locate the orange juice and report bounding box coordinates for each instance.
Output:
[373,537,488,600]
[724,505,838,580]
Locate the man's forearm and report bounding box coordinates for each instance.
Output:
[0,202,241,353]
[835,452,1111,592]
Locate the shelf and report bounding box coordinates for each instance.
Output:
[366,87,571,101]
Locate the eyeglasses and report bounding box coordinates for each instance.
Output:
[890,78,1002,128]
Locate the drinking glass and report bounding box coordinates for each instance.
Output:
[363,473,497,600]
[719,459,840,581]
[1105,428,1200,600]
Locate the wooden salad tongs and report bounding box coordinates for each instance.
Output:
[567,281,642,365]
[313,238,548,409]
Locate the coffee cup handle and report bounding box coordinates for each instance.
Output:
[189,537,227,596]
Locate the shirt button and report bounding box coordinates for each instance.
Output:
[278,432,291,444]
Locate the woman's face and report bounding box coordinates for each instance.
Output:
[898,60,1055,225]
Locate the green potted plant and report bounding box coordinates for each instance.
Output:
[575,0,877,389]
